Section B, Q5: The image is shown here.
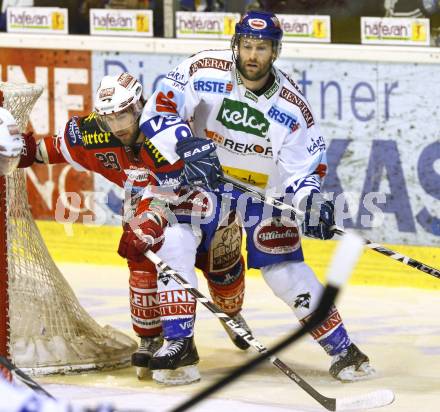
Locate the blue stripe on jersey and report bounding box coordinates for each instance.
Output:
[141,115,193,143]
[286,174,321,197]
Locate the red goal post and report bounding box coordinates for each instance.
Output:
[0,81,137,376]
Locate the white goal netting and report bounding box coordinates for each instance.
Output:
[0,81,137,375]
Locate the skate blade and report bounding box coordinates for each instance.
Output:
[337,362,376,382]
[152,365,201,386]
[136,366,149,379]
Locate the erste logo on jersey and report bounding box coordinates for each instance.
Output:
[205,129,273,157]
[155,90,178,114]
[216,98,269,138]
[194,78,233,95]
[268,105,299,132]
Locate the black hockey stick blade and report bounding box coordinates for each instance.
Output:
[0,356,55,399]
[219,175,440,280]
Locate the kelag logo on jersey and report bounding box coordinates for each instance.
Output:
[194,78,233,95]
[268,105,298,131]
[216,98,269,138]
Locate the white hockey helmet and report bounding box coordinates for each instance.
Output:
[94,72,144,138]
[0,107,23,176]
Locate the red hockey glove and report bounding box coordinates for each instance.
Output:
[118,212,166,262]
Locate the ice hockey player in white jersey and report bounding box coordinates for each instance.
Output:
[140,10,375,381]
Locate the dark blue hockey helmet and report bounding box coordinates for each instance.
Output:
[232,11,283,60]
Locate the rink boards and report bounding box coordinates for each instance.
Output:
[37,220,439,290]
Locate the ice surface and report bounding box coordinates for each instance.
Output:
[33,263,440,412]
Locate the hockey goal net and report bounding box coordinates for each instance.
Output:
[0,81,137,375]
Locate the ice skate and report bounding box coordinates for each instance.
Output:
[329,343,376,382]
[221,312,252,350]
[131,335,163,379]
[149,337,200,385]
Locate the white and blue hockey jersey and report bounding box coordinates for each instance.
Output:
[140,49,327,207]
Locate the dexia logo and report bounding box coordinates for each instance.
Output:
[217,98,269,138]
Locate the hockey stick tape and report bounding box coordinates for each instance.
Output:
[326,231,364,288]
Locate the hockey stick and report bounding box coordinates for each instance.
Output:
[0,356,55,399]
[219,176,440,280]
[146,232,394,412]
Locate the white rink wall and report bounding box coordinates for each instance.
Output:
[0,34,439,246]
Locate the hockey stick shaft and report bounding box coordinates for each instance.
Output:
[219,176,440,280]
[0,356,55,399]
[172,287,339,412]
[147,233,363,412]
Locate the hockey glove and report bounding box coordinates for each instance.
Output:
[301,192,335,240]
[118,212,166,262]
[0,107,23,176]
[175,137,223,191]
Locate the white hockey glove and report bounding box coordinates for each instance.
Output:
[0,107,23,176]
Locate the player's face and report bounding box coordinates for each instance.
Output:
[237,38,275,81]
[97,103,141,145]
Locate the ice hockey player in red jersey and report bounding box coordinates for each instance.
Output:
[2,73,252,385]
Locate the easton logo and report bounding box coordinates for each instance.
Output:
[216,98,269,138]
[294,292,311,309]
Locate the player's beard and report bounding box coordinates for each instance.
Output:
[237,56,272,82]
[114,125,139,146]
